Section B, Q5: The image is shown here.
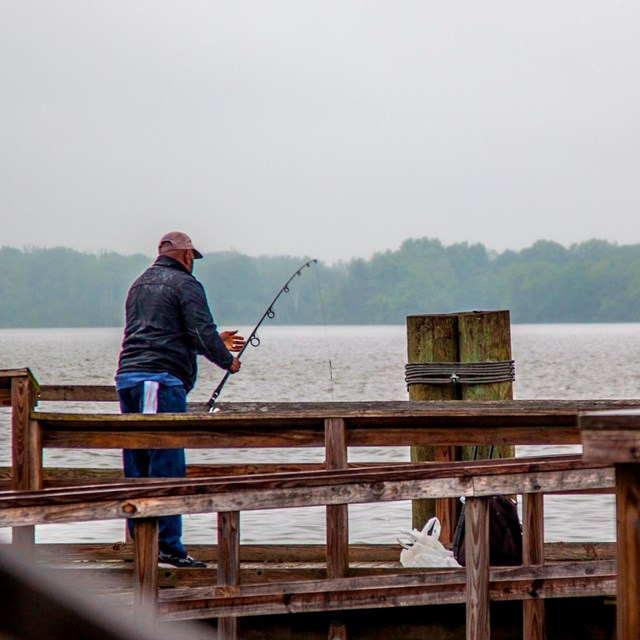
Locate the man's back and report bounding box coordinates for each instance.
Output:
[117,255,232,392]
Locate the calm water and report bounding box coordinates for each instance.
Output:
[2,323,639,546]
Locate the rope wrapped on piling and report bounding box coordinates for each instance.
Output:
[405,360,515,386]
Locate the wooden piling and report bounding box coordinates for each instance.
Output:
[407,314,459,535]
[407,311,515,538]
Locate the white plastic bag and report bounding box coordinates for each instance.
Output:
[398,516,462,568]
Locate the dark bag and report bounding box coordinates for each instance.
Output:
[452,495,523,566]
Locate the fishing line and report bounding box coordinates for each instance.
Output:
[314,264,335,401]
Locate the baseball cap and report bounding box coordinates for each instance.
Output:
[158,231,203,259]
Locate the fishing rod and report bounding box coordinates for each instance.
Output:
[205,258,318,411]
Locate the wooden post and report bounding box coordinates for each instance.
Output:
[580,409,640,640]
[615,464,640,640]
[407,314,459,535]
[465,497,491,640]
[522,493,545,640]
[407,311,515,540]
[325,418,349,579]
[11,372,40,555]
[133,518,159,627]
[218,511,240,640]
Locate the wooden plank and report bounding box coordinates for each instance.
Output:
[35,398,640,426]
[38,385,118,402]
[25,398,640,416]
[615,464,640,640]
[522,493,545,640]
[583,429,640,464]
[39,425,582,449]
[0,459,615,528]
[160,560,616,601]
[580,409,640,430]
[157,561,617,620]
[326,418,349,579]
[41,429,326,449]
[465,497,490,640]
[28,541,616,564]
[133,518,159,626]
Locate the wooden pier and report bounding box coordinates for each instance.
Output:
[3,367,640,638]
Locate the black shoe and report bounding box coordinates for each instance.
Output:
[158,552,206,568]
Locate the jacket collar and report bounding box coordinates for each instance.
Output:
[153,255,192,275]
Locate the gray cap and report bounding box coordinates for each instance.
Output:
[158,231,203,259]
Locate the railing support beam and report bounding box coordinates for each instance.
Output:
[465,497,490,640]
[133,517,159,627]
[326,418,349,579]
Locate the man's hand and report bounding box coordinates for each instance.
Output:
[221,330,245,353]
[228,357,241,374]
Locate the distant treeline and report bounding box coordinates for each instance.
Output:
[1,238,639,328]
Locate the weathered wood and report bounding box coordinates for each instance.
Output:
[29,541,617,564]
[218,511,240,587]
[0,456,614,528]
[583,428,640,463]
[522,493,545,640]
[11,374,39,554]
[465,497,490,640]
[407,314,460,534]
[615,464,640,640]
[325,418,349,579]
[160,559,616,601]
[218,511,240,640]
[0,368,38,407]
[40,424,582,449]
[218,617,238,640]
[457,311,515,460]
[457,311,513,403]
[30,400,640,453]
[0,388,11,407]
[406,312,515,540]
[11,377,39,490]
[38,385,118,402]
[133,518,159,626]
[157,560,616,620]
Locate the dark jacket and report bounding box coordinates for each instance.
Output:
[117,256,234,392]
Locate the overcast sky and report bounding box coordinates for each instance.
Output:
[1,2,639,263]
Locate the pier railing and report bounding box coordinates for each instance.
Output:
[2,368,639,639]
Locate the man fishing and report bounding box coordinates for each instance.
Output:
[115,231,244,568]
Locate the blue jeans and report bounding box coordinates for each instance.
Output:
[118,382,188,558]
